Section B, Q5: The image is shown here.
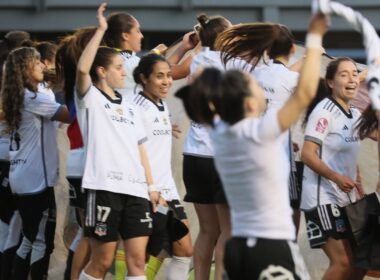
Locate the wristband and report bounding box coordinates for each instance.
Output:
[148,184,158,193]
[151,48,161,55]
[305,33,322,49]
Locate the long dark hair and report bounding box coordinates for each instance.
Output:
[215,23,294,69]
[176,68,251,126]
[104,12,136,48]
[55,27,96,106]
[356,105,378,139]
[2,47,40,132]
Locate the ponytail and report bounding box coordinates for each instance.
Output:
[176,68,251,126]
[216,23,295,68]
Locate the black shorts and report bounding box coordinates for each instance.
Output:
[183,155,227,204]
[147,200,189,257]
[304,204,349,248]
[224,237,310,280]
[84,190,152,242]
[290,162,304,209]
[67,177,86,209]
[0,160,15,224]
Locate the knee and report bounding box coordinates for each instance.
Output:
[331,255,351,272]
[126,254,146,272]
[91,255,114,273]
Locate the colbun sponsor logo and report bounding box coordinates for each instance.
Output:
[153,129,171,136]
[111,115,134,125]
[345,136,359,143]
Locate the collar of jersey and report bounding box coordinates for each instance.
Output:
[138,91,165,111]
[95,86,122,104]
[272,59,286,67]
[328,96,352,119]
[114,48,134,56]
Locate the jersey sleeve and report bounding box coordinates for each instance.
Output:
[304,105,331,145]
[74,85,94,109]
[24,92,62,120]
[258,110,282,141]
[242,110,281,142]
[132,106,148,145]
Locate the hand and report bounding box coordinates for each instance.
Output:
[153,44,168,55]
[334,174,357,193]
[183,31,198,49]
[97,3,108,31]
[158,196,168,206]
[149,191,160,212]
[172,124,182,139]
[308,12,329,36]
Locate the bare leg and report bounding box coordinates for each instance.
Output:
[193,204,220,280]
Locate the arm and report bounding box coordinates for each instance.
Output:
[138,143,160,212]
[301,140,356,193]
[75,3,108,96]
[278,13,328,131]
[289,57,304,73]
[167,32,200,80]
[52,105,70,123]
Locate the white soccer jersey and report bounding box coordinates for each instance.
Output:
[184,47,249,157]
[132,93,179,201]
[253,60,299,111]
[9,89,63,194]
[211,111,295,240]
[116,51,141,98]
[301,97,361,209]
[254,60,299,168]
[75,85,149,199]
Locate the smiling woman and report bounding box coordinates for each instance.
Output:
[132,53,193,280]
[1,46,70,279]
[300,57,365,280]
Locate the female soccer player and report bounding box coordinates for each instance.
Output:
[177,12,328,280]
[75,4,158,280]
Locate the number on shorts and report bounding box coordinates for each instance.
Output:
[331,204,341,217]
[97,206,111,222]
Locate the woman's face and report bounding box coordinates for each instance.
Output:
[143,61,173,102]
[29,58,45,84]
[327,60,359,103]
[123,19,144,52]
[104,54,127,89]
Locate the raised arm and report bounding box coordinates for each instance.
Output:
[278,13,328,131]
[75,3,108,96]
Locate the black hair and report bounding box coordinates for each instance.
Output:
[176,68,251,126]
[133,53,168,86]
[89,47,120,83]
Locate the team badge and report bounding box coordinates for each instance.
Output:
[94,222,108,236]
[162,116,168,125]
[335,219,346,233]
[315,118,328,133]
[115,107,123,115]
